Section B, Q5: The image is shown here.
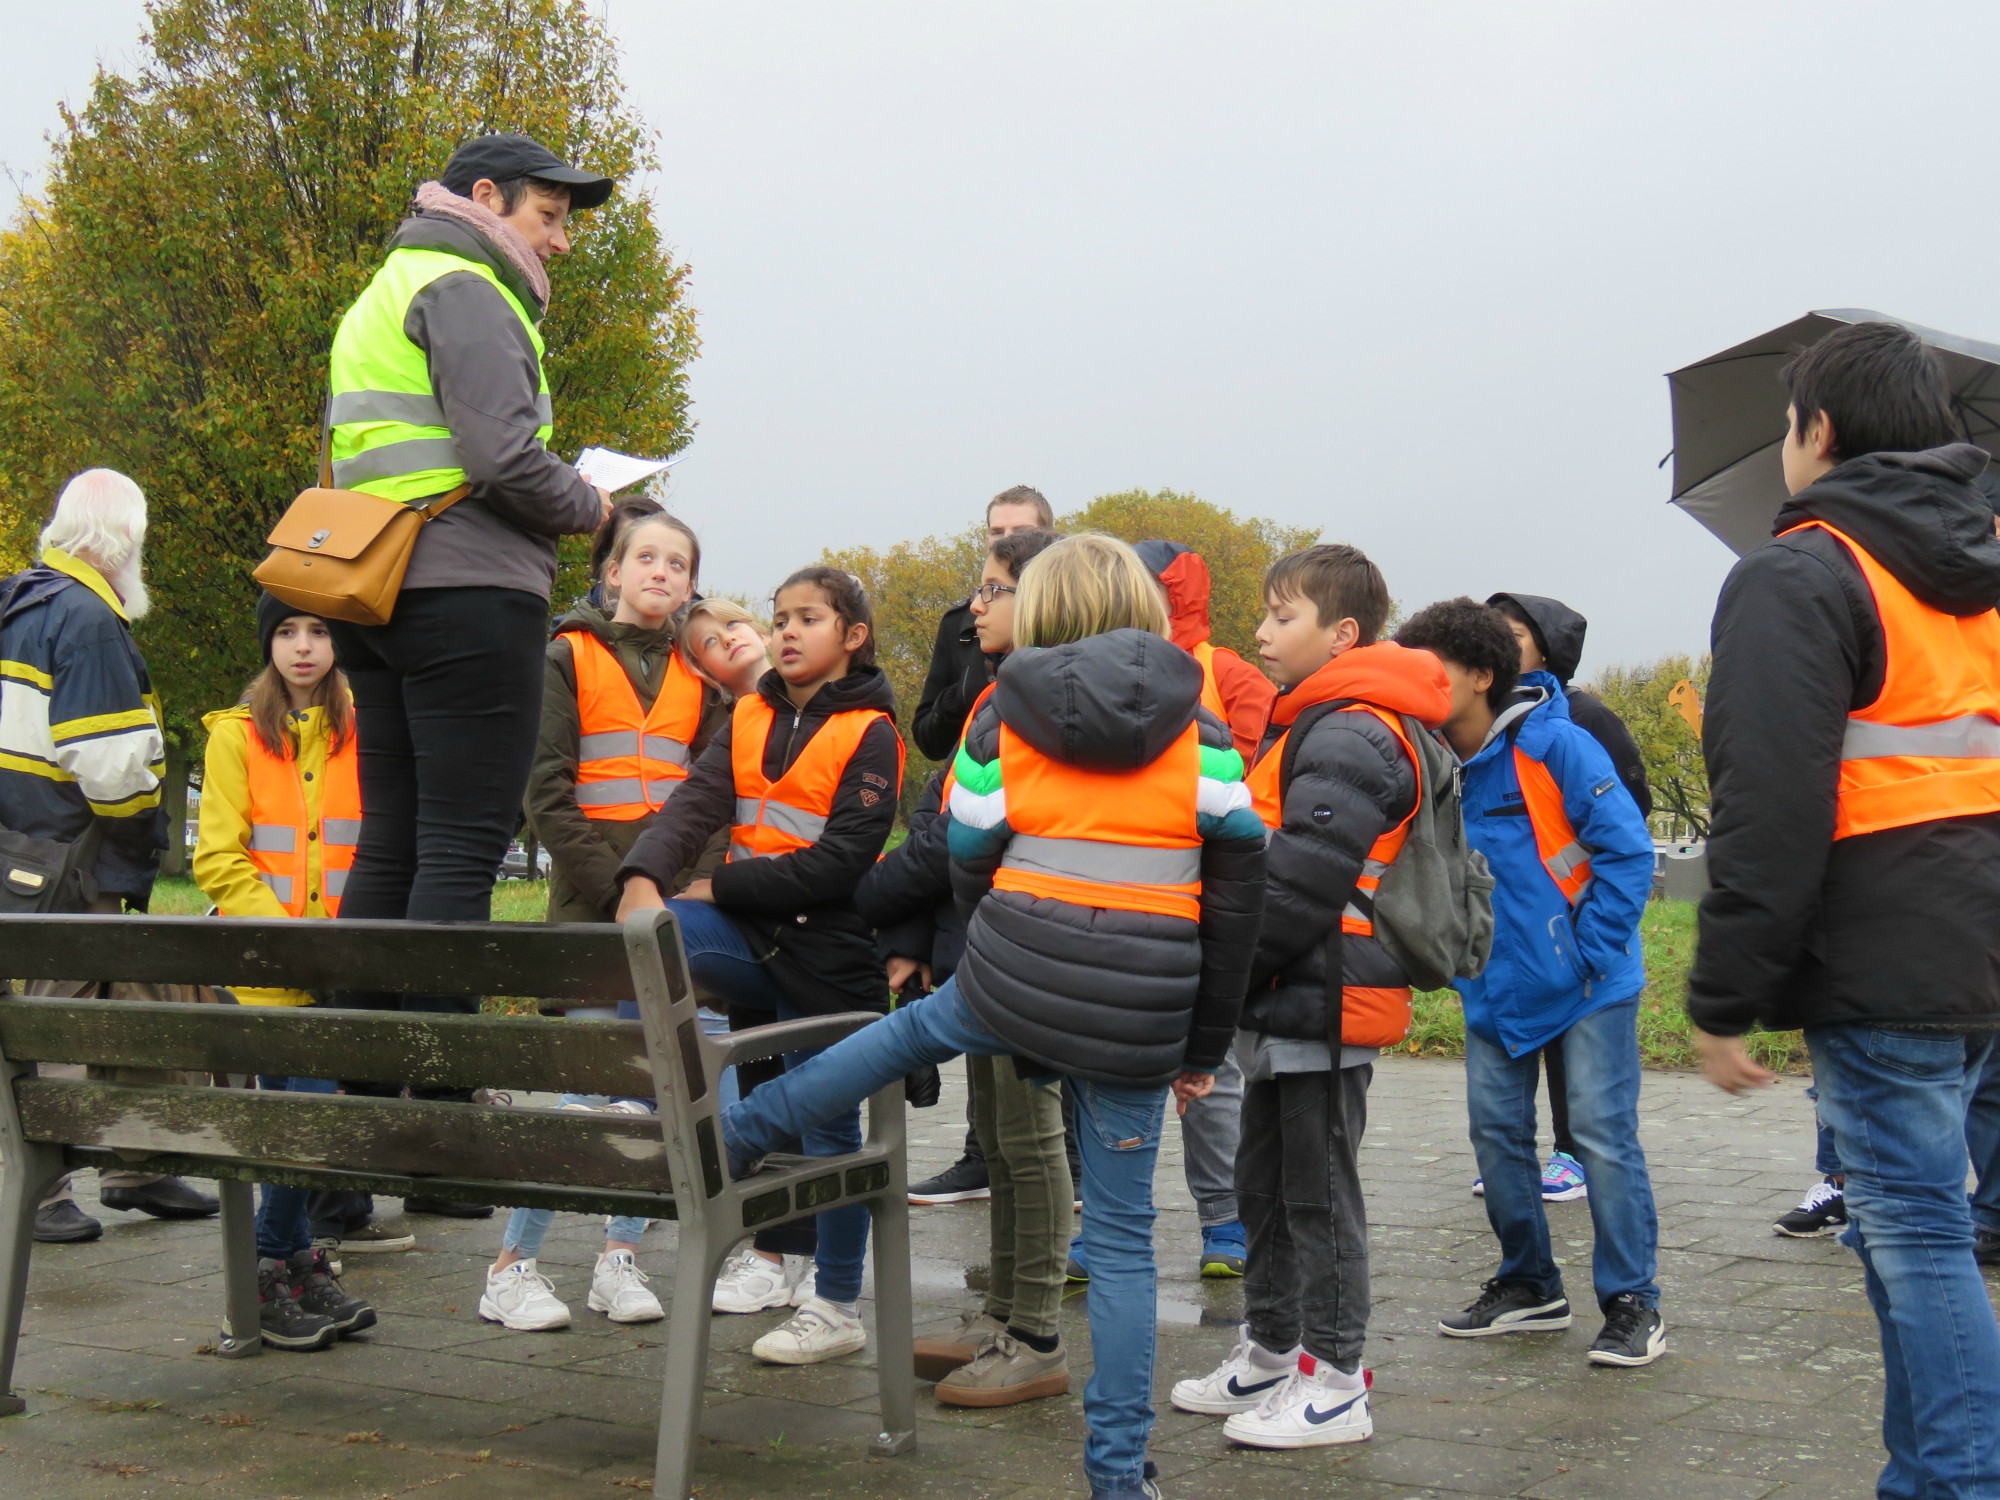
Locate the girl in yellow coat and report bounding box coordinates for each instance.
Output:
[192,594,376,1352]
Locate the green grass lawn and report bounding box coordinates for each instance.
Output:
[145,880,1807,1073]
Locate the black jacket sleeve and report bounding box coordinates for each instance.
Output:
[859,770,950,962]
[1687,541,1864,1035]
[616,721,740,892]
[1187,832,1267,1071]
[709,719,901,914]
[1566,690,1654,819]
[912,605,986,761]
[1251,711,1414,989]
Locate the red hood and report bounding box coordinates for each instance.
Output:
[1270,642,1451,732]
[1154,550,1213,652]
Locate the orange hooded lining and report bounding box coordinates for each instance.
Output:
[1267,641,1452,733]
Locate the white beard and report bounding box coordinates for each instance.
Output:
[108,555,150,620]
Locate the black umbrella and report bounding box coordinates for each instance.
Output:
[1667,308,2000,556]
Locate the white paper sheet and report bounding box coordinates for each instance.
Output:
[574,446,682,493]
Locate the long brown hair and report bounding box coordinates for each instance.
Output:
[245,663,354,759]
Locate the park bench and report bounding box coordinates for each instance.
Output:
[0,908,917,1498]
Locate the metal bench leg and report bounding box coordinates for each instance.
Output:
[867,1192,918,1457]
[653,1225,721,1500]
[0,1142,66,1415]
[214,1180,263,1360]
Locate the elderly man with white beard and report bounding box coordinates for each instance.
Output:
[0,467,220,1242]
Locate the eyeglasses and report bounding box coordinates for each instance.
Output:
[972,582,1017,603]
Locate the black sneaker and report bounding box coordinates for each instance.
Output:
[1438,1279,1572,1338]
[402,1196,494,1219]
[1976,1228,2000,1268]
[909,1155,991,1205]
[34,1200,103,1244]
[99,1176,220,1219]
[1773,1177,1847,1238]
[257,1259,338,1351]
[1587,1293,1666,1367]
[285,1248,377,1336]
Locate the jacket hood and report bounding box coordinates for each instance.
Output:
[1134,540,1213,651]
[1486,593,1586,684]
[995,628,1200,771]
[1271,642,1452,732]
[200,701,338,746]
[553,598,678,651]
[1470,673,1563,763]
[201,704,254,735]
[755,662,898,721]
[1773,443,2000,617]
[390,214,546,317]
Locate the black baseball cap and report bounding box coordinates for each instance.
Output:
[440,133,616,211]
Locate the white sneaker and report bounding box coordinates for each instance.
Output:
[712,1247,811,1315]
[587,1249,664,1324]
[478,1259,571,1331]
[750,1295,867,1365]
[790,1264,817,1307]
[1170,1325,1298,1414]
[1223,1362,1373,1449]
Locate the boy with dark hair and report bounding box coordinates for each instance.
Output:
[1475,592,1654,1208]
[1394,598,1663,1366]
[1171,543,1452,1448]
[1690,319,2000,1495]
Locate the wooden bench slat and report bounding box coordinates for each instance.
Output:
[15,1080,678,1194]
[0,999,654,1097]
[0,915,656,1002]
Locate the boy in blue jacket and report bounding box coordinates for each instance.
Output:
[1395,598,1664,1367]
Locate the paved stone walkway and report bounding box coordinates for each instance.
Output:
[3,1057,1990,1499]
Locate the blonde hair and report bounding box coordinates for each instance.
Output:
[677,597,768,681]
[1013,534,1170,649]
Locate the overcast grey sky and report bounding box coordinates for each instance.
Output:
[9,2,2000,672]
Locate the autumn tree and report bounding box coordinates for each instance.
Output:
[825,489,1317,816]
[1586,653,1711,837]
[0,0,698,870]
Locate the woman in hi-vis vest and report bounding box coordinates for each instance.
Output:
[480,509,729,1334]
[700,536,1269,1500]
[617,567,904,1367]
[192,595,376,1354]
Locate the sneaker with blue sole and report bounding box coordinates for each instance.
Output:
[1200,1220,1248,1278]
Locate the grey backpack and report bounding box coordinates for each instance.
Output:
[1283,703,1495,993]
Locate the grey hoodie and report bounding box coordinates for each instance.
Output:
[380,215,604,597]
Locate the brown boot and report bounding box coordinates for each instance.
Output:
[913,1310,1005,1381]
[936,1332,1070,1408]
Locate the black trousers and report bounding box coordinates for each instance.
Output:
[1538,1036,1576,1157]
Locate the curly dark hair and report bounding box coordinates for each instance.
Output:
[1393,597,1521,711]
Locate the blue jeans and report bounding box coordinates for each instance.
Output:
[1808,1025,2000,1500]
[721,974,1169,1494]
[1464,998,1659,1310]
[1967,1043,2000,1239]
[669,898,868,1305]
[1809,1079,1844,1178]
[255,1075,339,1260]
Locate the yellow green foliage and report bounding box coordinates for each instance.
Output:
[1585,653,1712,836]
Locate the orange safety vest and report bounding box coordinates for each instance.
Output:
[1781,520,2000,840]
[1191,641,1227,722]
[728,695,903,862]
[993,720,1204,921]
[1514,750,1593,905]
[1246,702,1420,1046]
[242,723,361,918]
[565,630,704,821]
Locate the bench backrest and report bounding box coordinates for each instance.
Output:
[0,910,732,1214]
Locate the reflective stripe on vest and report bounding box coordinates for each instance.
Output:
[991,720,1204,921]
[1780,520,2000,840]
[727,695,904,862]
[564,632,705,822]
[1513,749,1591,905]
[328,246,552,503]
[239,716,362,919]
[1246,703,1419,937]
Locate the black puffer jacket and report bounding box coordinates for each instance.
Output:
[1244,643,1452,1043]
[856,767,965,980]
[1689,444,2000,1036]
[945,629,1268,1085]
[1487,592,1653,818]
[618,666,903,1017]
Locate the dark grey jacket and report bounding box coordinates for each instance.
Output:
[382,215,603,597]
[945,630,1269,1086]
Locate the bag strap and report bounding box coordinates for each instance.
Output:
[319,394,471,519]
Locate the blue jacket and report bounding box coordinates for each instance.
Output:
[1456,673,1653,1056]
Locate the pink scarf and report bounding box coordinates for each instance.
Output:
[413,180,550,310]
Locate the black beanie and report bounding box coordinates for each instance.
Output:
[257,592,302,664]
